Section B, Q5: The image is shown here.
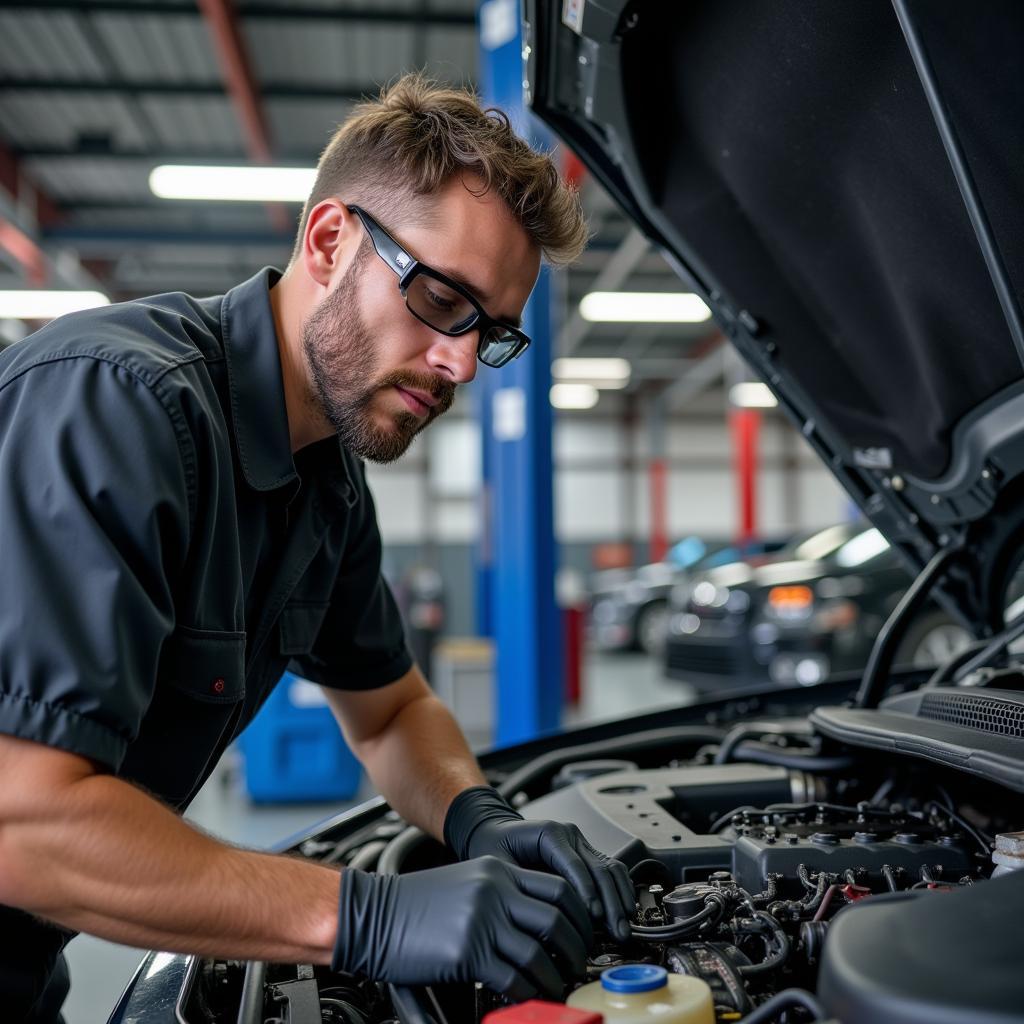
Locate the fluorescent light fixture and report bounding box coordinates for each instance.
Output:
[579,291,712,323]
[550,383,599,409]
[729,381,778,408]
[149,164,316,202]
[552,357,630,389]
[0,290,109,319]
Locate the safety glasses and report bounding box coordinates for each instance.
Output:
[348,205,531,368]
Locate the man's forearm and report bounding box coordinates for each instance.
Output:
[0,769,340,962]
[352,692,487,839]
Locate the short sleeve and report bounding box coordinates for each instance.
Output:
[0,357,191,768]
[290,462,412,691]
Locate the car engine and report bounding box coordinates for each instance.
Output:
[167,677,1024,1024]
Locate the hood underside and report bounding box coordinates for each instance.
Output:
[526,0,1024,630]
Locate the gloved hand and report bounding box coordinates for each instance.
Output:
[444,786,636,942]
[332,856,593,1001]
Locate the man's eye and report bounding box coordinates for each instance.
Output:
[424,287,457,311]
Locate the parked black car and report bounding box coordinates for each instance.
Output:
[665,523,972,691]
[110,3,1024,1022]
[588,537,786,654]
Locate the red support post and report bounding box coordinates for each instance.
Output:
[649,457,669,562]
[731,408,761,544]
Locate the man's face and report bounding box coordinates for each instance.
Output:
[301,179,540,463]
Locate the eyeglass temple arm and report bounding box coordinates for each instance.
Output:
[348,205,417,280]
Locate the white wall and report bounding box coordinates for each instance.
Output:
[365,409,851,546]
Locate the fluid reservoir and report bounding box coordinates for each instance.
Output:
[566,965,715,1023]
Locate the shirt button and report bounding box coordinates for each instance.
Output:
[212,678,226,695]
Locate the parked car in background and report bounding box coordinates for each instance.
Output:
[588,536,787,654]
[665,523,972,690]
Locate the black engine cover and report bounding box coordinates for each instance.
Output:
[819,869,1024,1023]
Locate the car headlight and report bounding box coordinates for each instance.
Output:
[692,581,722,607]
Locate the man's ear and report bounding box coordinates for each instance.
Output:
[301,199,361,288]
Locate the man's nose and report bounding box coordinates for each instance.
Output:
[426,330,478,385]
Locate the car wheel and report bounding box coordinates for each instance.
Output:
[636,601,669,656]
[897,611,972,668]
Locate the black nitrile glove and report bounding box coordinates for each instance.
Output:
[444,786,636,942]
[332,856,593,1002]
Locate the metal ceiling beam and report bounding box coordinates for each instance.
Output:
[0,77,372,101]
[197,0,289,231]
[661,337,727,411]
[197,0,271,161]
[42,225,294,251]
[555,226,648,357]
[0,1,476,24]
[16,145,315,163]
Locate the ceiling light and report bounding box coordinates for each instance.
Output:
[550,383,599,409]
[552,357,630,389]
[579,291,712,323]
[729,381,778,408]
[0,290,109,319]
[149,165,316,202]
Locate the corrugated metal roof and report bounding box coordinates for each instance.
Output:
[265,97,355,153]
[138,95,245,150]
[0,92,147,148]
[246,20,417,88]
[26,157,152,201]
[0,12,107,79]
[93,13,219,83]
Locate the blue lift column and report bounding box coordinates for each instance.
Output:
[475,0,562,744]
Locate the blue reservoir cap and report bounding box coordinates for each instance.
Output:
[600,965,668,993]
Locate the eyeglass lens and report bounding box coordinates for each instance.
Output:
[405,271,523,367]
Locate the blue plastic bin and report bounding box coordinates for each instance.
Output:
[238,672,362,803]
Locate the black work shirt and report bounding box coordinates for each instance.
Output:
[0,268,412,1018]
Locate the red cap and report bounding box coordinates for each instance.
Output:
[482,1001,603,1023]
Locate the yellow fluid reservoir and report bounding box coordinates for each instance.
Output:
[566,965,715,1023]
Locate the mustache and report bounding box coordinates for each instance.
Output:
[376,370,456,413]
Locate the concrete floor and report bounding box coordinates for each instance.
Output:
[62,650,695,1023]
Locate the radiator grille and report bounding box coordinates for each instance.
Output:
[919,692,1024,739]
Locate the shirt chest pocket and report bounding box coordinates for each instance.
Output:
[279,600,330,656]
[119,625,246,806]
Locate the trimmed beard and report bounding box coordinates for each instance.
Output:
[301,251,455,463]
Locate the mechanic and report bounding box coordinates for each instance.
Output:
[0,74,635,1022]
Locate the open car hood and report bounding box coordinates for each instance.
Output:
[525,0,1024,634]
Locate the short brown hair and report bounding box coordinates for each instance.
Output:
[291,72,588,266]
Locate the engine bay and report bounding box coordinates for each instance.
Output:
[169,680,1024,1024]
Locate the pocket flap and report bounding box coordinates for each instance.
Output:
[279,601,330,656]
[161,625,246,703]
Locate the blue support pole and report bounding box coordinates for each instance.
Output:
[476,0,562,744]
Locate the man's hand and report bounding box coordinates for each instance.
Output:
[444,786,636,942]
[333,856,593,1001]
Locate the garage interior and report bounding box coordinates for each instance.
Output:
[0,3,940,1022]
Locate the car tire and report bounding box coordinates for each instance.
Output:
[636,600,669,656]
[896,610,972,668]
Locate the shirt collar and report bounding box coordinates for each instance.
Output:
[221,267,297,492]
[221,267,358,507]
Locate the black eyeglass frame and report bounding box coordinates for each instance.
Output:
[348,204,532,368]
